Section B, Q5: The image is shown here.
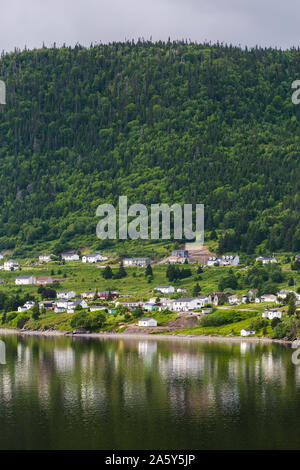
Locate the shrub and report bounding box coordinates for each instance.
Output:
[273,322,288,339]
[200,310,242,327]
[132,307,144,319]
[6,312,17,322]
[273,317,300,339]
[70,311,105,331]
[250,318,269,330]
[271,317,281,328]
[16,314,30,329]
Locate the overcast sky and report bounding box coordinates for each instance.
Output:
[0,0,299,52]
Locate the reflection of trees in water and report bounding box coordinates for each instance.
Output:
[0,335,296,419]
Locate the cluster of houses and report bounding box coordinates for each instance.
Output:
[50,290,119,313]
[255,256,277,264]
[206,289,300,306]
[136,306,284,332]
[123,252,242,267]
[2,248,299,336]
[39,252,108,263]
[240,307,283,337]
[16,289,120,315]
[120,286,299,329]
[0,251,108,273]
[14,275,300,317]
[123,257,151,267]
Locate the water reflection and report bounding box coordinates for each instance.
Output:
[0,334,299,450]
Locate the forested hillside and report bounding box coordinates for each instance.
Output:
[0,41,300,256]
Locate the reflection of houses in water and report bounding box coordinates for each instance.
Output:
[167,386,186,411]
[4,336,300,427]
[295,364,300,387]
[80,381,105,410]
[260,352,286,383]
[0,373,13,401]
[17,343,31,366]
[138,341,157,357]
[54,348,75,372]
[158,352,206,378]
[240,342,251,355]
[218,384,240,413]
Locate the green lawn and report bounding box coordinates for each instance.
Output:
[2,258,299,301]
[171,318,274,337]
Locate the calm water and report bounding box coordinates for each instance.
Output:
[0,333,300,450]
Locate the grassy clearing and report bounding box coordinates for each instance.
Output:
[1,259,300,300]
[171,318,274,337]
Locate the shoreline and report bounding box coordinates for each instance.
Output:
[0,327,293,345]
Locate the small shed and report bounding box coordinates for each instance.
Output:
[138,318,158,327]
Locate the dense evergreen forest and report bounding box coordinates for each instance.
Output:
[0,40,300,256]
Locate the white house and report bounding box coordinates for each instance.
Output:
[154,285,175,294]
[81,291,96,299]
[82,254,108,263]
[123,257,151,267]
[15,275,36,285]
[89,305,107,312]
[207,257,219,267]
[220,255,240,266]
[228,294,241,305]
[57,291,76,300]
[0,252,4,260]
[54,307,66,314]
[262,309,282,320]
[55,300,69,310]
[196,296,211,308]
[39,254,52,263]
[18,301,35,312]
[4,260,20,271]
[55,299,88,313]
[158,299,174,311]
[208,292,227,306]
[277,290,296,300]
[241,329,256,337]
[248,289,258,300]
[177,288,187,293]
[138,318,157,327]
[256,294,277,303]
[61,252,80,261]
[67,299,88,313]
[256,256,277,265]
[207,255,239,266]
[171,296,210,312]
[168,256,187,264]
[116,300,145,308]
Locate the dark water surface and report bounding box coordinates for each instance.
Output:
[0,333,299,450]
